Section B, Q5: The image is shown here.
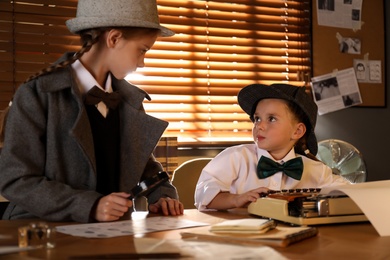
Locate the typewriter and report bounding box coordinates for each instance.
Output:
[248,189,368,225]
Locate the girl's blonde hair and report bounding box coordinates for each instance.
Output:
[24,29,101,83]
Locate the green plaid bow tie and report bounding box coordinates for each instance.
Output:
[257,156,303,181]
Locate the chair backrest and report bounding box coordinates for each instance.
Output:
[171,158,212,209]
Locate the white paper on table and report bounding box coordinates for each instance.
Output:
[134,237,287,260]
[320,180,390,236]
[56,216,208,238]
[0,246,42,255]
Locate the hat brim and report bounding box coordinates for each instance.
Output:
[238,84,297,116]
[66,17,175,37]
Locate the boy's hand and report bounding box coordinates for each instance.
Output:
[234,187,270,208]
[149,197,184,216]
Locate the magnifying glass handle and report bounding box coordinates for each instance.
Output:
[128,171,169,200]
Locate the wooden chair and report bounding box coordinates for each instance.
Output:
[171,158,212,209]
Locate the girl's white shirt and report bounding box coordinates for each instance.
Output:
[71,59,113,117]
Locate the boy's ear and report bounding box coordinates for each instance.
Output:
[293,122,306,140]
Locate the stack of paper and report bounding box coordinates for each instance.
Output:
[210,219,276,234]
[182,219,318,247]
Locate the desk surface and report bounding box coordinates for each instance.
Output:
[0,209,389,259]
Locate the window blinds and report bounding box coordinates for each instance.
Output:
[0,0,311,146]
[0,0,79,104]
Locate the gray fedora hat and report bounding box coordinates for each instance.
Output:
[238,83,319,155]
[66,0,174,37]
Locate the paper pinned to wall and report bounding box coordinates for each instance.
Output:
[317,0,363,30]
[354,59,382,83]
[336,32,361,54]
[311,67,362,115]
[320,180,390,237]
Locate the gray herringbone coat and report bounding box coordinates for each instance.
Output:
[0,53,178,222]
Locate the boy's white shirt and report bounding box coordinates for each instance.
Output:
[194,143,350,211]
[71,59,113,117]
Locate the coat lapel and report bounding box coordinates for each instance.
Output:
[113,77,168,191]
[39,62,98,176]
[69,76,97,175]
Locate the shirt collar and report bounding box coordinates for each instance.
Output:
[256,147,297,163]
[71,59,113,94]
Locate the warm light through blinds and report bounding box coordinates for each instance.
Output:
[0,0,312,147]
[131,0,312,146]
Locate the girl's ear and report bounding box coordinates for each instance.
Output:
[106,29,123,48]
[292,122,306,140]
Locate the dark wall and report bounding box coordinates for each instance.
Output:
[315,2,389,181]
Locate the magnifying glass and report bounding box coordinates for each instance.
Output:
[128,171,169,199]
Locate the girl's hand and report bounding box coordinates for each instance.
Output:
[149,197,184,216]
[92,192,132,222]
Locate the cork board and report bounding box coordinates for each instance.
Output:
[312,0,385,107]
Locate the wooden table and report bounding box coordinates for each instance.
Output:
[0,209,389,259]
